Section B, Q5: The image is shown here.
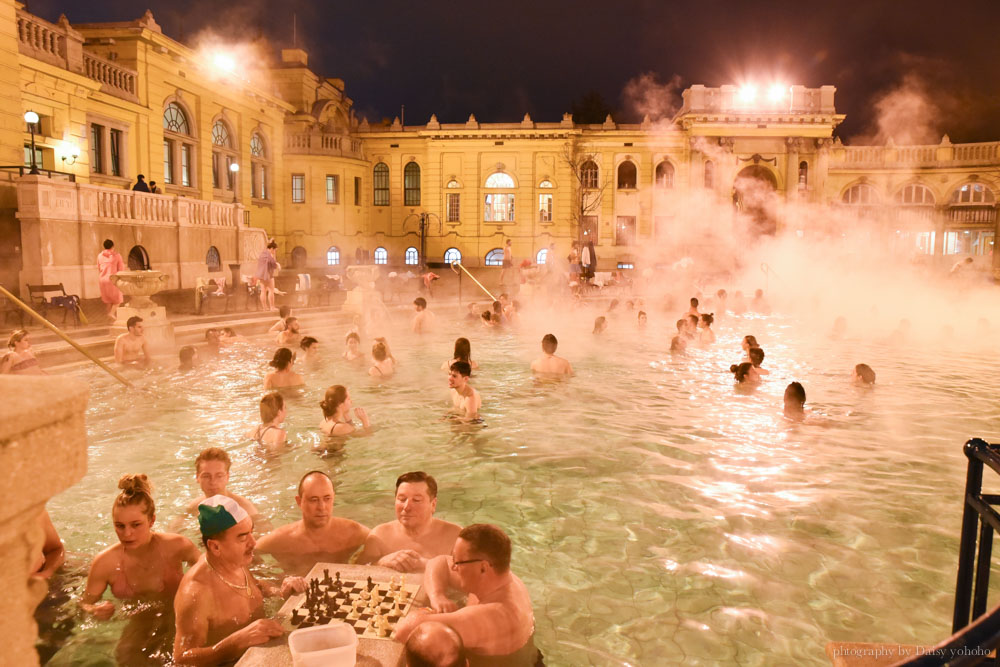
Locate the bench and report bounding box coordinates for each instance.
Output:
[26,283,80,326]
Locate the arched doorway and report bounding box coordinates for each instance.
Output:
[734,165,779,235]
[127,245,150,270]
[290,246,307,269]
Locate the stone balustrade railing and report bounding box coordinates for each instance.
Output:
[284,131,365,159]
[15,10,73,72]
[82,52,138,102]
[833,141,1000,168]
[16,176,244,229]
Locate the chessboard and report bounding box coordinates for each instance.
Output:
[283,568,421,639]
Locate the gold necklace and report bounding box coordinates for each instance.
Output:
[207,560,253,598]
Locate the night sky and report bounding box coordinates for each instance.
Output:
[30,0,1000,143]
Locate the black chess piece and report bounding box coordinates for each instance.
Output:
[335,571,341,584]
[291,608,302,625]
[367,576,374,591]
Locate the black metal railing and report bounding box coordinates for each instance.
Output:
[898,438,1000,666]
[0,165,75,181]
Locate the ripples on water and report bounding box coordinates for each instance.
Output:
[42,306,1000,666]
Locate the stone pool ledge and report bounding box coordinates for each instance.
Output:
[0,376,88,667]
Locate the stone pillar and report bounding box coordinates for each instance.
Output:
[814,139,832,205]
[0,375,88,667]
[785,137,800,198]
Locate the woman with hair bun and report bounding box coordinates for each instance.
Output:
[319,385,370,436]
[81,475,199,619]
[730,362,761,385]
[264,347,304,389]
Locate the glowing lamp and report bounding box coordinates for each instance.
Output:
[212,52,236,73]
[229,162,240,173]
[61,143,80,166]
[23,110,39,124]
[737,85,757,105]
[767,84,787,103]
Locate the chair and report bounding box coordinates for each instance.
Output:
[27,283,80,326]
[196,276,230,315]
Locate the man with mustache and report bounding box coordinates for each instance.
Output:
[173,496,305,665]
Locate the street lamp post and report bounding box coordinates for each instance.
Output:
[229,162,240,203]
[24,111,39,175]
[403,211,442,271]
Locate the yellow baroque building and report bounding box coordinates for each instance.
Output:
[2,1,998,301]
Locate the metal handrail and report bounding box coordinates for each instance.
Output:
[450,261,496,302]
[0,165,76,181]
[0,283,131,387]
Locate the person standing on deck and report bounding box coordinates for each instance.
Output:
[98,239,126,321]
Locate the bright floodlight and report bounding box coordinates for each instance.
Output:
[229,162,240,172]
[768,84,787,103]
[738,85,757,105]
[212,52,236,73]
[24,110,39,124]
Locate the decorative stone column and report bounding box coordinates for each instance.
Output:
[0,376,88,667]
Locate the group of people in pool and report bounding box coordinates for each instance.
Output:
[33,456,540,666]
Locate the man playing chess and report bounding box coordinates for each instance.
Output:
[255,470,370,574]
[358,471,461,572]
[173,496,306,665]
[394,524,540,665]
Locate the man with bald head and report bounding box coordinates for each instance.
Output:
[406,621,467,667]
[358,471,461,572]
[394,524,539,665]
[255,471,370,575]
[173,496,306,665]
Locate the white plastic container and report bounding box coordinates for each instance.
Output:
[288,623,358,667]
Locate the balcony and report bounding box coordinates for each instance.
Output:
[832,141,1000,169]
[284,130,366,160]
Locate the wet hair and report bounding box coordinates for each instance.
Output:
[784,382,806,409]
[670,336,686,353]
[717,289,727,299]
[687,314,698,328]
[284,316,298,329]
[300,336,318,350]
[269,347,294,370]
[405,622,465,667]
[260,391,284,423]
[755,289,764,298]
[7,329,28,349]
[748,347,765,367]
[267,241,278,250]
[626,300,634,309]
[492,301,503,315]
[372,340,387,361]
[178,345,196,365]
[855,363,876,385]
[743,335,758,348]
[396,471,439,498]
[345,331,360,344]
[637,311,647,321]
[278,305,291,319]
[675,318,686,332]
[126,316,142,330]
[593,316,607,333]
[541,333,558,354]
[453,337,471,363]
[700,313,714,327]
[449,361,471,377]
[205,327,220,341]
[103,239,114,250]
[297,470,333,497]
[730,362,754,383]
[690,297,699,308]
[195,447,232,473]
[114,473,155,519]
[413,297,427,309]
[458,523,511,573]
[481,311,491,322]
[320,385,348,418]
[222,327,236,337]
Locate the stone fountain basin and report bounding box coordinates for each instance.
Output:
[111,270,168,308]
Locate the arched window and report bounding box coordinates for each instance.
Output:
[127,245,150,271]
[404,162,421,206]
[617,161,637,189]
[948,182,997,225]
[538,180,553,222]
[206,246,221,272]
[291,246,307,269]
[536,248,548,265]
[798,161,808,188]
[704,160,714,189]
[211,119,238,192]
[326,246,341,266]
[655,161,674,189]
[374,247,388,265]
[842,184,880,204]
[484,248,504,266]
[485,172,516,222]
[895,184,935,205]
[446,179,461,188]
[444,247,462,264]
[580,160,599,189]
[951,182,995,205]
[250,131,270,200]
[405,247,419,265]
[162,101,194,188]
[373,162,389,206]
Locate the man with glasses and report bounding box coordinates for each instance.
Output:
[394,524,540,665]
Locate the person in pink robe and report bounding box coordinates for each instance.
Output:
[98,239,126,320]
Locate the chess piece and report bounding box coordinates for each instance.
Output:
[367,576,374,591]
[291,608,302,625]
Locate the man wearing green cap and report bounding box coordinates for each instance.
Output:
[173,495,306,665]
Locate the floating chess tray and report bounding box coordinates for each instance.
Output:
[284,569,421,639]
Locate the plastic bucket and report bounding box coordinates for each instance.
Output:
[288,623,358,667]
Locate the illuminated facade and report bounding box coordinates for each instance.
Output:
[2,2,998,298]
